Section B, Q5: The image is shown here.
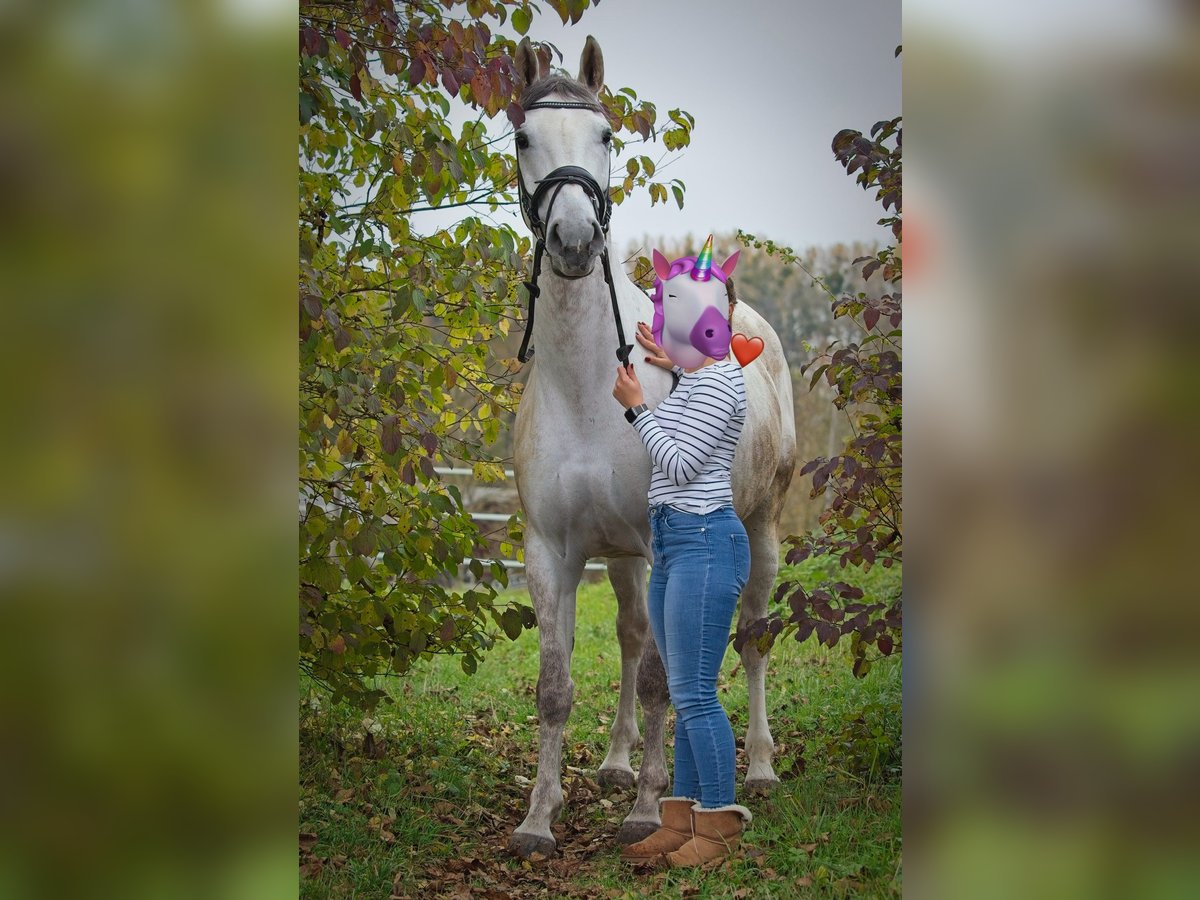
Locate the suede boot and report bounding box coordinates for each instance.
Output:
[619,797,696,862]
[665,803,752,868]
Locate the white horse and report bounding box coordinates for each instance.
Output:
[507,35,796,859]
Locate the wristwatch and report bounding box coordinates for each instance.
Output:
[624,403,648,423]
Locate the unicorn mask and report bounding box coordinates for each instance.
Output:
[650,235,741,369]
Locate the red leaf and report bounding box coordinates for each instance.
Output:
[442,69,459,96]
[329,635,346,655]
[335,27,351,50]
[408,56,426,88]
[471,71,491,108]
[301,27,320,57]
[864,308,880,330]
[380,416,401,455]
[506,102,525,128]
[349,72,362,102]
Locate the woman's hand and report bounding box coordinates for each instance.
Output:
[612,364,644,408]
[635,321,674,371]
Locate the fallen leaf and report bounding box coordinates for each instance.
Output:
[299,832,318,851]
[299,858,324,878]
[335,788,354,803]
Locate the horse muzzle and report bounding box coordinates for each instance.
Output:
[546,217,604,278]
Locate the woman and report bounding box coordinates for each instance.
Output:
[610,251,753,868]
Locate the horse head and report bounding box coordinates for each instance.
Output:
[514,36,612,278]
[650,235,741,369]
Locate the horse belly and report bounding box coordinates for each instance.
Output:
[517,457,651,560]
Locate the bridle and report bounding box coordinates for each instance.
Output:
[514,100,632,367]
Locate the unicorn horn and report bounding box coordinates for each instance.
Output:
[691,234,714,282]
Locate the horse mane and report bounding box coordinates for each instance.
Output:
[650,255,731,346]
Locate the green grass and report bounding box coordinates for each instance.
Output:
[300,559,901,897]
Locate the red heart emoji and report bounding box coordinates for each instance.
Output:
[731,333,764,367]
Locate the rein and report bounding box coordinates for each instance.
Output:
[515,101,632,368]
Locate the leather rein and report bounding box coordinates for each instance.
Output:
[515,101,633,368]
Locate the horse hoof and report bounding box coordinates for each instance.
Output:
[597,767,637,791]
[745,776,781,795]
[615,819,659,845]
[507,831,557,860]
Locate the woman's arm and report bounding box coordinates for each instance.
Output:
[630,369,739,487]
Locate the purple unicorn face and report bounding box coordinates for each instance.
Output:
[650,237,741,369]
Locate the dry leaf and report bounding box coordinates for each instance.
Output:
[299,832,318,851]
[299,858,324,878]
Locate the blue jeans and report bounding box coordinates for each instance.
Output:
[647,503,751,808]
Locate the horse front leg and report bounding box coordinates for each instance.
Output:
[508,538,584,859]
[739,509,781,792]
[597,556,648,791]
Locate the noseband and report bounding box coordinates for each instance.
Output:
[515,101,632,367]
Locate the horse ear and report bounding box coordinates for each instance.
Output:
[721,250,741,276]
[578,35,604,93]
[515,37,542,89]
[652,249,672,281]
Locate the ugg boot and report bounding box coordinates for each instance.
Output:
[619,797,696,862]
[665,803,752,867]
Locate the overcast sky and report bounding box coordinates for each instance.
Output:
[413,0,901,255]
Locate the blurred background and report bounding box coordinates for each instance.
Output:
[0,0,297,896]
[904,0,1200,895]
[1,0,1197,896]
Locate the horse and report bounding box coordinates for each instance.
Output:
[507,35,797,859]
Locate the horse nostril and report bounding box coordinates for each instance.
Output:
[705,329,714,338]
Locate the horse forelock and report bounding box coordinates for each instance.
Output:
[650,254,729,344]
[519,74,606,114]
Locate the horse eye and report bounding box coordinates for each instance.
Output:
[601,130,612,145]
[515,132,529,150]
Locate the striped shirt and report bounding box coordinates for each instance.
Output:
[631,360,747,514]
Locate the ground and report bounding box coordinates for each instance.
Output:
[300,558,901,898]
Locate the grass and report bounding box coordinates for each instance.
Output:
[300,558,901,897]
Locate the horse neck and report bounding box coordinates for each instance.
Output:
[531,240,632,399]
